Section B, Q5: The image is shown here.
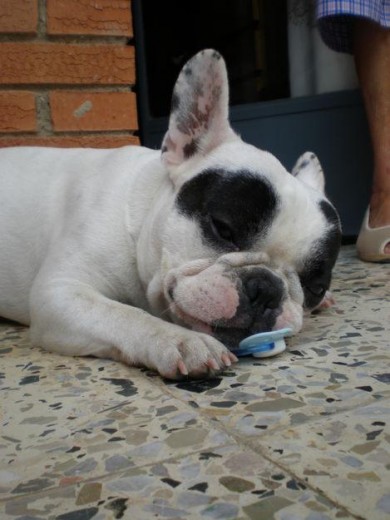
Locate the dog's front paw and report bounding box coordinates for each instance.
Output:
[154,329,238,380]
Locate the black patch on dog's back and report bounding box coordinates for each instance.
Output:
[176,169,278,251]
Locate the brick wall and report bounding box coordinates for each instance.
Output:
[0,0,139,148]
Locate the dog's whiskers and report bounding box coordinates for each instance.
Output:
[160,305,173,318]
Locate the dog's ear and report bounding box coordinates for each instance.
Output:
[161,49,236,174]
[292,152,325,193]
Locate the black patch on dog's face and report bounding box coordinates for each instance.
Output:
[176,169,279,251]
[320,199,340,227]
[299,200,341,309]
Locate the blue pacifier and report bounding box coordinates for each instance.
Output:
[231,328,292,358]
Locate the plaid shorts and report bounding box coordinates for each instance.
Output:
[316,0,390,53]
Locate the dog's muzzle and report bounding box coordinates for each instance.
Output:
[164,257,302,348]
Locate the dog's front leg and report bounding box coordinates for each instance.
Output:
[29,279,235,379]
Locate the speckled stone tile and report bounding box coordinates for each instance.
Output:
[1,358,231,499]
[1,444,355,520]
[0,246,389,519]
[159,341,389,437]
[261,401,390,519]
[0,326,231,499]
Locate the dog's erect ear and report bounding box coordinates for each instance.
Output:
[161,49,236,173]
[292,151,325,193]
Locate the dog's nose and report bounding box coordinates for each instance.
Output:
[244,271,283,312]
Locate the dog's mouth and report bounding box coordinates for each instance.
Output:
[210,324,254,349]
[167,298,255,349]
[168,299,214,334]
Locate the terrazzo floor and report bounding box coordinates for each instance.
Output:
[0,246,389,520]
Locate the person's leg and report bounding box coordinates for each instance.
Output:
[354,18,390,254]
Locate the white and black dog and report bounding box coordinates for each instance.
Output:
[0,50,341,379]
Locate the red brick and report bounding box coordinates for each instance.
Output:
[0,43,135,85]
[50,91,138,132]
[0,0,38,34]
[47,0,132,37]
[0,91,36,133]
[0,135,139,148]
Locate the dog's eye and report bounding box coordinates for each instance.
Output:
[307,284,326,297]
[210,217,236,245]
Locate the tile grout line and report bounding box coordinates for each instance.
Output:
[0,427,363,520]
[152,372,387,440]
[1,370,368,518]
[0,441,236,505]
[148,375,368,520]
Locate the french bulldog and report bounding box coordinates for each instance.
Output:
[0,49,341,379]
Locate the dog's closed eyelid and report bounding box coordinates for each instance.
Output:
[307,284,326,296]
[210,216,234,242]
[209,216,240,251]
